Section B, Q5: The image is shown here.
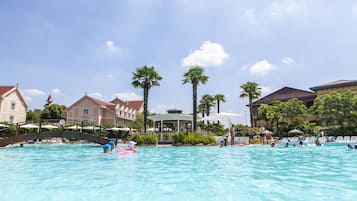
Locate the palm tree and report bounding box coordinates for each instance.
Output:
[200,94,215,134]
[239,81,262,127]
[132,66,162,133]
[200,94,216,117]
[182,66,209,132]
[214,94,226,124]
[214,94,226,113]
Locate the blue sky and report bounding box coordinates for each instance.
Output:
[1,0,357,125]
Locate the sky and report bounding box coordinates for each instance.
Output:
[1,0,357,125]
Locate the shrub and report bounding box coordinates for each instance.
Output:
[174,132,216,145]
[131,133,158,145]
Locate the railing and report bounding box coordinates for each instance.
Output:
[0,130,109,147]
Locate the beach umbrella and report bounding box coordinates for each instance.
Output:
[105,127,130,131]
[64,125,82,130]
[41,125,59,129]
[0,124,9,128]
[82,126,100,130]
[288,129,303,134]
[20,124,39,129]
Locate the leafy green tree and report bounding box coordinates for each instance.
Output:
[41,104,66,120]
[132,66,162,134]
[182,66,209,132]
[26,109,42,122]
[240,81,262,127]
[280,98,308,127]
[198,102,206,118]
[312,91,357,134]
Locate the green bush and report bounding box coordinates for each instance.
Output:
[173,132,216,145]
[131,133,158,145]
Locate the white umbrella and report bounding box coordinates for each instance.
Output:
[41,125,59,129]
[199,112,241,124]
[105,127,130,131]
[64,125,82,130]
[82,126,100,130]
[288,129,303,134]
[147,128,159,132]
[0,124,9,128]
[20,124,39,129]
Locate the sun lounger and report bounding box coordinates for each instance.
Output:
[350,136,357,143]
[343,136,351,143]
[335,136,343,143]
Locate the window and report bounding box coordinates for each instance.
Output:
[11,102,15,110]
[83,109,89,115]
[9,116,14,124]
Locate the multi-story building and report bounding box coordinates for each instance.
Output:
[66,95,143,126]
[310,80,357,97]
[0,85,28,124]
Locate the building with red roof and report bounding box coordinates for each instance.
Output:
[0,85,28,124]
[66,95,143,126]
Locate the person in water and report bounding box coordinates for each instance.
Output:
[299,140,304,148]
[126,141,138,153]
[108,141,115,151]
[285,139,290,148]
[348,144,357,149]
[271,141,276,147]
[102,144,111,154]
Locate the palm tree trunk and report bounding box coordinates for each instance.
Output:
[249,97,253,127]
[143,86,149,134]
[193,84,197,132]
[217,100,220,124]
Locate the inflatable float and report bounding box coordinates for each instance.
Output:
[116,147,137,156]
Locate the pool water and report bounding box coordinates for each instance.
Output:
[1,144,357,201]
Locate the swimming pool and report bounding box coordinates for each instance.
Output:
[1,144,356,201]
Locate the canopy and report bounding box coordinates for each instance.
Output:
[20,124,39,129]
[41,125,59,129]
[288,129,303,134]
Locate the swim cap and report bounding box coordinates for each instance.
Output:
[128,141,137,145]
[103,144,110,151]
[108,141,115,146]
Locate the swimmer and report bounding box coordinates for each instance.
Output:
[126,141,138,153]
[348,144,357,149]
[108,141,115,151]
[271,142,276,147]
[299,140,304,148]
[102,144,111,154]
[285,139,290,148]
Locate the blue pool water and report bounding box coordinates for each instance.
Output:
[1,144,357,201]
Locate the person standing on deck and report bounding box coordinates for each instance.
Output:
[230,124,235,146]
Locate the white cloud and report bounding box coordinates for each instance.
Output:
[105,40,119,52]
[88,92,103,98]
[23,89,46,96]
[281,57,295,64]
[113,92,142,101]
[182,41,229,68]
[105,74,114,79]
[243,9,255,18]
[249,60,274,76]
[51,88,61,95]
[270,0,301,16]
[260,86,272,94]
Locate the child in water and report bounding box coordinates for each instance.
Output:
[126,141,138,153]
[102,144,111,154]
